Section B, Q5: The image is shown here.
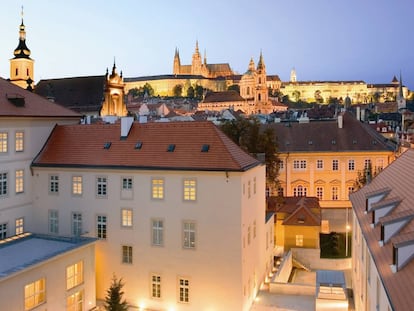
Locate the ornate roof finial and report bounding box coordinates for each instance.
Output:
[13,6,31,59]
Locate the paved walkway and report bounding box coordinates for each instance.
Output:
[250,291,315,311]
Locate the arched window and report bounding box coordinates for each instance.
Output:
[294,185,307,197]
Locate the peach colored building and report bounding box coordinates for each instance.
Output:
[30,118,274,311]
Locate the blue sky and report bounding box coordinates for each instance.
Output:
[1,0,413,90]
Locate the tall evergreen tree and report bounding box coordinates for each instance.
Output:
[104,275,128,311]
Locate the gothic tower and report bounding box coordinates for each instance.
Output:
[10,8,34,90]
[290,67,297,82]
[396,72,406,111]
[100,61,128,117]
[191,41,203,75]
[173,48,181,75]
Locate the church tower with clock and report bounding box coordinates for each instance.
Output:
[10,8,34,90]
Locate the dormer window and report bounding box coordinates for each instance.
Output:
[103,142,111,149]
[134,141,143,150]
[201,144,209,152]
[167,144,175,152]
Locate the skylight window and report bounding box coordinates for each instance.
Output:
[167,144,175,152]
[135,141,143,150]
[103,142,112,149]
[201,144,210,152]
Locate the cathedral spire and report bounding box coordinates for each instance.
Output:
[13,6,31,59]
[257,50,265,71]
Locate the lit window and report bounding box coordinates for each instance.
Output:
[332,186,339,200]
[15,131,24,152]
[72,213,82,236]
[151,178,164,199]
[332,159,339,171]
[179,278,190,303]
[96,215,107,239]
[121,209,133,227]
[72,176,82,196]
[0,223,7,239]
[293,185,307,197]
[66,261,83,290]
[15,169,24,194]
[122,245,133,264]
[24,278,46,310]
[152,219,164,246]
[96,176,107,197]
[183,179,196,201]
[316,159,323,169]
[0,172,8,197]
[296,235,304,246]
[49,175,59,194]
[0,132,8,153]
[183,221,196,249]
[348,159,355,171]
[122,177,133,190]
[66,290,83,311]
[15,217,24,235]
[151,275,161,298]
[316,187,323,200]
[49,210,59,234]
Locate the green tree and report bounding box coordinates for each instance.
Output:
[220,117,279,190]
[187,86,195,98]
[228,84,240,94]
[127,83,155,97]
[105,275,128,311]
[195,84,204,99]
[173,84,183,97]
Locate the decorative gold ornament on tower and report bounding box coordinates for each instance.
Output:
[10,7,34,90]
[100,61,128,117]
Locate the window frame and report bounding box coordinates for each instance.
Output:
[15,131,24,152]
[122,245,133,264]
[0,171,8,197]
[296,234,304,247]
[151,274,162,299]
[332,159,339,171]
[72,175,83,196]
[0,132,8,153]
[49,174,59,195]
[66,261,84,290]
[151,177,164,200]
[121,176,133,190]
[121,208,133,228]
[183,178,196,201]
[0,222,7,239]
[96,176,108,198]
[24,278,46,310]
[316,159,323,170]
[66,290,83,311]
[151,218,164,247]
[96,215,107,239]
[72,212,82,237]
[348,159,355,171]
[15,169,24,194]
[316,186,323,200]
[48,210,59,234]
[178,277,190,303]
[15,217,24,235]
[332,186,339,201]
[183,221,196,249]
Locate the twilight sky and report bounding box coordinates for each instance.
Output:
[1,0,413,90]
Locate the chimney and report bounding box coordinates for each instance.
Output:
[338,114,343,129]
[121,117,134,139]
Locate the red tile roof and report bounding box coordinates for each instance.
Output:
[32,120,260,171]
[0,78,81,118]
[349,149,414,311]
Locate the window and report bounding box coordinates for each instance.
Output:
[364,159,371,170]
[377,159,384,171]
[72,213,82,236]
[316,159,323,169]
[49,210,59,234]
[332,186,339,200]
[348,159,355,171]
[253,177,256,194]
[72,176,82,196]
[66,290,83,311]
[248,180,251,198]
[293,160,306,170]
[183,221,196,249]
[0,172,8,197]
[15,169,24,194]
[152,219,164,246]
[278,160,284,170]
[49,175,59,194]
[96,215,107,239]
[15,131,24,152]
[296,235,304,246]
[121,209,133,227]
[151,178,164,199]
[0,132,8,153]
[316,187,323,200]
[151,274,161,298]
[122,177,133,190]
[277,186,284,197]
[0,223,7,239]
[25,278,46,310]
[122,245,133,264]
[348,186,355,196]
[96,176,107,197]
[293,185,307,197]
[247,226,251,245]
[15,217,24,235]
[183,178,196,201]
[66,261,83,290]
[332,159,339,171]
[179,278,190,303]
